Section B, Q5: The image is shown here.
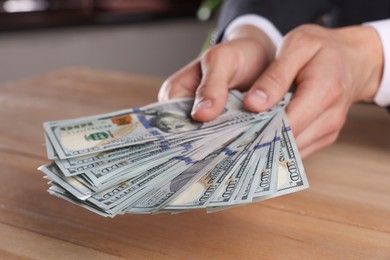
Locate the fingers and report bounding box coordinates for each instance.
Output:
[243,25,323,112]
[286,48,345,137]
[299,132,339,159]
[294,105,346,160]
[293,93,344,159]
[243,24,349,159]
[160,37,274,122]
[191,46,239,121]
[158,59,202,102]
[245,25,345,138]
[294,106,346,150]
[192,38,280,121]
[158,45,239,122]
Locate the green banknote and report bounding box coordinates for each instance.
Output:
[38,91,308,217]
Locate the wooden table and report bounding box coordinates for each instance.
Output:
[1,68,389,259]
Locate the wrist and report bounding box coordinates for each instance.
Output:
[335,26,383,101]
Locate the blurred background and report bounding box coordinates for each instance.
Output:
[0,0,220,84]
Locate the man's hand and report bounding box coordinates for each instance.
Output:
[158,25,277,121]
[243,24,383,158]
[159,24,383,159]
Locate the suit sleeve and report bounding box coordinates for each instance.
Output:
[214,0,335,43]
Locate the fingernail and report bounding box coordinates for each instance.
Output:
[192,99,212,115]
[247,90,268,107]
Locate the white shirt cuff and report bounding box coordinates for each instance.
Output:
[364,19,390,107]
[222,14,283,49]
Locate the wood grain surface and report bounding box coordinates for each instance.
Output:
[0,68,389,259]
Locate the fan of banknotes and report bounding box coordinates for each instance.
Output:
[39,90,309,217]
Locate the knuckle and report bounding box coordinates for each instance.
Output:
[284,24,324,47]
[195,83,213,98]
[327,81,345,107]
[161,79,177,98]
[158,79,172,99]
[163,77,178,89]
[201,45,229,65]
[195,84,207,95]
[160,75,194,100]
[326,132,340,146]
[161,78,172,89]
[263,67,283,87]
[260,67,285,91]
[328,113,346,133]
[333,81,345,99]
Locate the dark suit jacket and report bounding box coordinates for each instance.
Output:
[216,0,390,37]
[214,0,390,112]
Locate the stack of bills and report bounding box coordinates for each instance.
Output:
[39,91,309,217]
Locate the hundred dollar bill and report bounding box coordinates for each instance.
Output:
[206,116,309,213]
[56,142,185,177]
[56,134,204,175]
[191,140,264,208]
[224,115,283,204]
[48,185,112,217]
[253,115,309,198]
[40,163,92,200]
[163,115,277,210]
[233,113,284,204]
[87,160,190,215]
[43,128,246,198]
[77,125,248,190]
[44,91,250,159]
[56,126,247,215]
[49,157,196,217]
[126,126,249,214]
[79,120,268,195]
[39,91,307,217]
[56,142,159,174]
[235,131,281,204]
[165,152,246,210]
[45,92,291,159]
[45,134,58,160]
[166,111,284,209]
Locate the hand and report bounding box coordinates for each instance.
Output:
[158,25,277,121]
[243,24,383,158]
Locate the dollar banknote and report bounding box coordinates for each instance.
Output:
[38,91,308,217]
